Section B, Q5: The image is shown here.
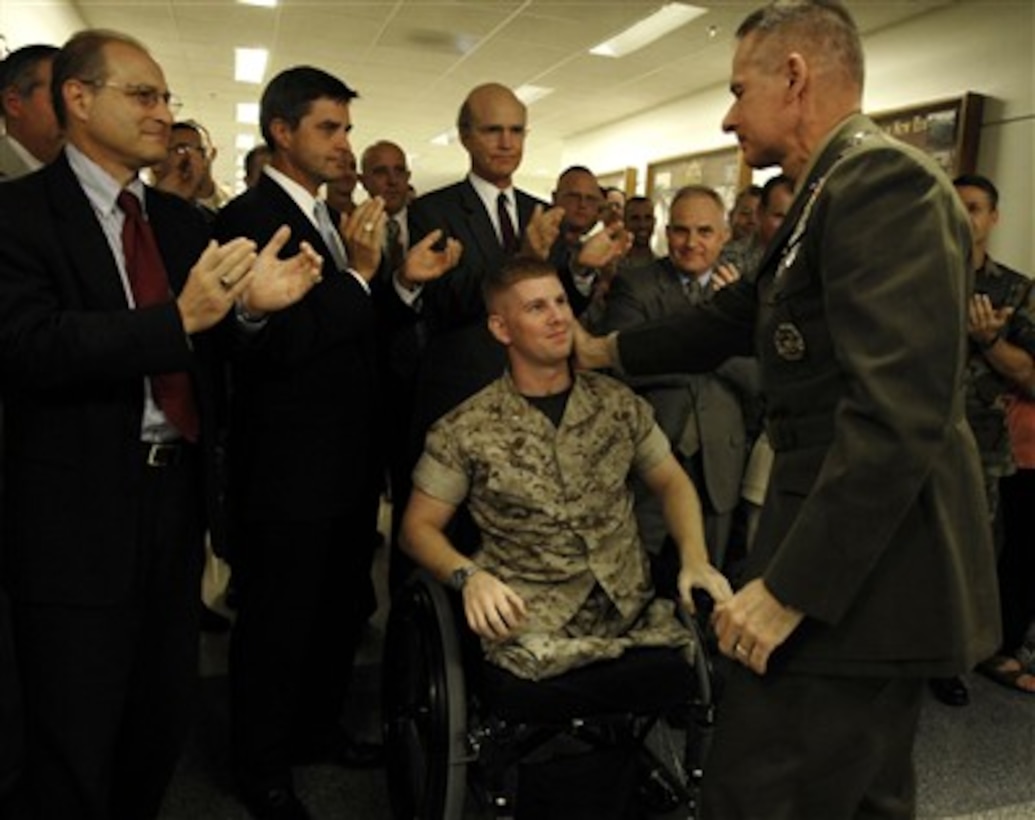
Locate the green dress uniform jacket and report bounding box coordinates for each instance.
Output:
[617,114,999,677]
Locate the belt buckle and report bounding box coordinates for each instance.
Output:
[145,442,181,467]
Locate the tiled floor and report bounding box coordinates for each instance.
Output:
[160,540,1035,819]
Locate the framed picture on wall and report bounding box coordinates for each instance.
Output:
[870,92,984,177]
[597,167,637,196]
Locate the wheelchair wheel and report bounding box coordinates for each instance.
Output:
[383,571,468,820]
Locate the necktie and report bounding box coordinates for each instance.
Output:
[117,190,200,443]
[683,276,705,306]
[314,200,349,271]
[497,192,519,255]
[385,216,404,276]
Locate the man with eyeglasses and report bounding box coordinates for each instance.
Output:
[552,165,604,247]
[152,120,211,208]
[0,29,324,820]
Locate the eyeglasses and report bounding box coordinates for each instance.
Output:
[171,143,208,159]
[559,192,603,207]
[86,80,183,115]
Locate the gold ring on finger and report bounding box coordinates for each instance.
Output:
[219,275,233,290]
[363,222,374,232]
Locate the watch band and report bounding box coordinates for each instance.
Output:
[448,564,480,591]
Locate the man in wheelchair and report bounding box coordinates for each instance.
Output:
[398,254,732,816]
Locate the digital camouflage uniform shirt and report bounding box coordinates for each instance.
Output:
[412,369,693,680]
[966,257,1035,500]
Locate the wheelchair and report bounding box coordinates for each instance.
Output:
[382,570,715,820]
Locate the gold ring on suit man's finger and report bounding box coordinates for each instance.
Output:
[219,275,233,290]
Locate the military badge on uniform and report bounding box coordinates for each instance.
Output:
[774,322,807,361]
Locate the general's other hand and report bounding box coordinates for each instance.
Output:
[711,578,804,675]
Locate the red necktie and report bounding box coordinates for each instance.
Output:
[118,190,200,443]
[497,192,519,255]
[386,216,404,275]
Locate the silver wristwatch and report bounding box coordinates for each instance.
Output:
[448,564,480,591]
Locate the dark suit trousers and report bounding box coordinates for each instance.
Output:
[701,666,924,820]
[0,587,22,813]
[229,513,372,787]
[11,449,204,820]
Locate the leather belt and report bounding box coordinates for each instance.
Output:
[142,441,185,467]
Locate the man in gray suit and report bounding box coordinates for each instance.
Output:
[0,45,61,179]
[602,185,757,573]
[577,2,998,816]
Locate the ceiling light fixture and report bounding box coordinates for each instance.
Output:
[236,102,260,125]
[430,128,458,147]
[238,0,277,8]
[514,84,554,106]
[589,2,708,58]
[235,47,268,84]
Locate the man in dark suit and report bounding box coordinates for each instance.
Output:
[576,2,999,817]
[0,44,62,812]
[404,83,548,432]
[0,44,62,179]
[359,139,420,572]
[0,30,321,820]
[215,67,459,820]
[602,185,758,574]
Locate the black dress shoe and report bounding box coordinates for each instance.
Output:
[239,785,311,820]
[290,730,385,769]
[929,675,970,706]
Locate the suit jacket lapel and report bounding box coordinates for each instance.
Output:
[44,154,128,310]
[256,173,336,274]
[459,179,505,269]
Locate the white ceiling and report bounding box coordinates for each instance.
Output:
[70,0,954,195]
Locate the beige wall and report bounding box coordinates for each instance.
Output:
[561,1,1035,273]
